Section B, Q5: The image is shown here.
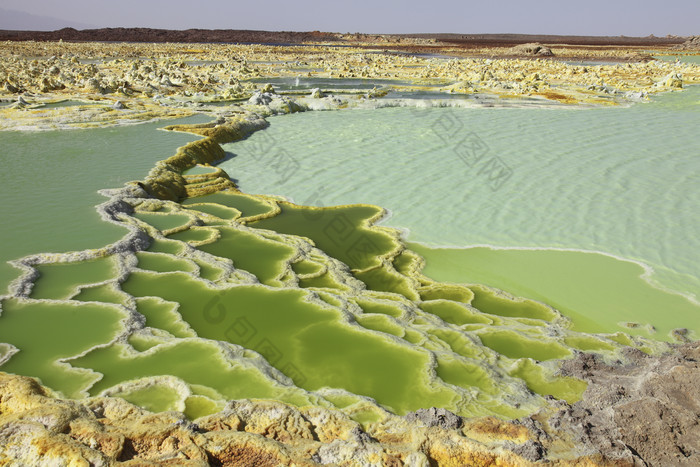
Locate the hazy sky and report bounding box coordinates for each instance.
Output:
[1,0,698,36]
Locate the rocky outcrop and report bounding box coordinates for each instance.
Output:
[510,42,554,56]
[539,342,700,466]
[674,36,700,50]
[139,115,267,201]
[0,372,535,466]
[658,72,683,89]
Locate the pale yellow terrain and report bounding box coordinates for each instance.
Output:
[1,40,698,130]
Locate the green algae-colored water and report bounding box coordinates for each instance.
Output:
[1,87,698,423]
[654,54,700,64]
[410,244,699,340]
[89,193,602,419]
[0,115,210,293]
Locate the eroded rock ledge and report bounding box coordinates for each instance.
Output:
[1,341,698,466]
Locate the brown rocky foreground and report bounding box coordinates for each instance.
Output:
[1,342,698,466]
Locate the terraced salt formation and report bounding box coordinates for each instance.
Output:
[1,112,672,431]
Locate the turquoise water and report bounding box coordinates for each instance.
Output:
[0,116,210,293]
[654,54,700,65]
[219,87,700,334]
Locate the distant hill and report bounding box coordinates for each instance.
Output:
[0,27,340,44]
[0,25,686,49]
[0,8,95,31]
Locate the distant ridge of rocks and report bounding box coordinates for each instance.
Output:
[0,28,689,49]
[398,32,686,48]
[509,42,554,56]
[0,27,340,44]
[674,35,700,50]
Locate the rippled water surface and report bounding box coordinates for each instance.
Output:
[221,87,700,336]
[0,115,209,291]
